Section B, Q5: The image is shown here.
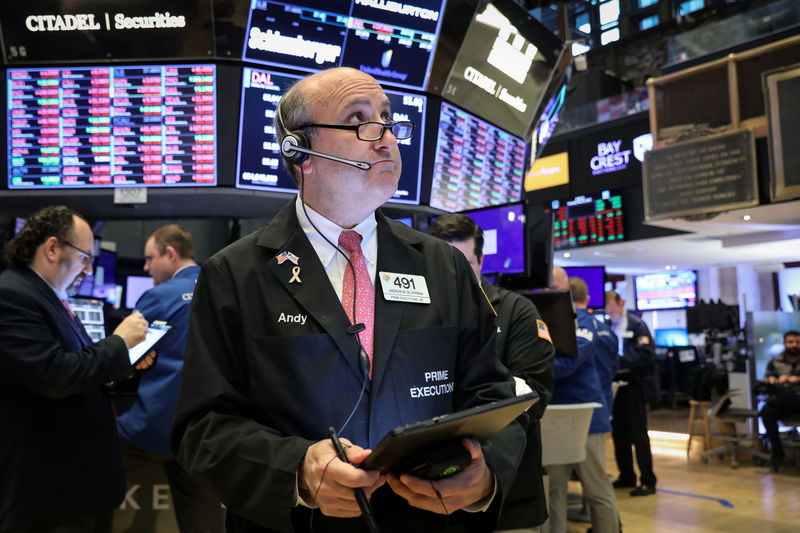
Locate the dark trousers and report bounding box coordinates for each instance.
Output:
[759,401,800,457]
[119,445,225,533]
[3,512,112,533]
[612,379,657,486]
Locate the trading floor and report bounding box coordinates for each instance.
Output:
[565,408,799,533]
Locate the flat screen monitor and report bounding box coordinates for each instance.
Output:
[655,327,690,347]
[242,0,446,91]
[429,101,525,212]
[7,64,217,189]
[520,289,578,358]
[634,270,698,311]
[13,217,27,236]
[441,0,565,138]
[546,189,624,250]
[125,275,155,309]
[531,66,571,159]
[563,266,605,310]
[235,66,426,204]
[393,217,413,228]
[67,297,106,343]
[525,151,568,192]
[91,249,118,306]
[462,202,525,276]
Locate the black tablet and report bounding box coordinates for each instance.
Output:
[360,392,537,478]
[128,320,173,366]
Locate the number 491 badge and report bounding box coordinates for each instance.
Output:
[378,271,431,304]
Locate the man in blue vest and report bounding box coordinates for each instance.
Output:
[117,225,223,533]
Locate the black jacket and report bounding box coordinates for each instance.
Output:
[0,267,132,530]
[482,281,555,529]
[171,200,527,533]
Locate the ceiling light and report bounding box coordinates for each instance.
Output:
[563,252,571,258]
[742,214,751,221]
[665,265,672,270]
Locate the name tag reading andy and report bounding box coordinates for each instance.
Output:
[379,271,431,304]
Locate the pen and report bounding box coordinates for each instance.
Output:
[328,426,380,533]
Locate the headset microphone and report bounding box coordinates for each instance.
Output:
[280,136,372,171]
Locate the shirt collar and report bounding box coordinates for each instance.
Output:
[295,198,377,269]
[172,264,197,279]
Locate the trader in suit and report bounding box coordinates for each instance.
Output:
[428,212,555,533]
[0,205,151,533]
[116,225,224,533]
[604,290,657,497]
[171,67,527,533]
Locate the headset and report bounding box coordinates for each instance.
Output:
[275,99,371,170]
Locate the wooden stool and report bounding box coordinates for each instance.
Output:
[687,400,712,456]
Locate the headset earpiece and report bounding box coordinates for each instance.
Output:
[275,99,310,164]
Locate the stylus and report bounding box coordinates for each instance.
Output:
[328,427,380,533]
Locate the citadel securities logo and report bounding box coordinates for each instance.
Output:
[24,11,186,33]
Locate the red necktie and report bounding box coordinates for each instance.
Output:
[338,231,375,378]
[60,298,76,321]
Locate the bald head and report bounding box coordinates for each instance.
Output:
[552,266,568,290]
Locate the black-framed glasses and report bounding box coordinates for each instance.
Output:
[299,121,415,141]
[60,240,95,266]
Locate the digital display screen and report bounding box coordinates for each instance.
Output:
[635,270,698,311]
[563,266,605,309]
[531,74,569,159]
[547,190,624,250]
[235,66,426,204]
[126,275,155,310]
[525,151,568,192]
[7,64,217,189]
[430,102,525,212]
[655,328,690,347]
[242,0,446,90]
[67,297,106,343]
[442,0,563,137]
[0,1,214,63]
[464,203,525,276]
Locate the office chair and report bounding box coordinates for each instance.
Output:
[700,389,771,468]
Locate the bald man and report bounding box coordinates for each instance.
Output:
[172,68,526,533]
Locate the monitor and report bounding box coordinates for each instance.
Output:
[7,64,217,189]
[525,151,569,192]
[655,327,690,347]
[125,275,155,310]
[520,289,578,358]
[13,217,27,236]
[91,249,118,306]
[463,202,525,276]
[242,0,447,91]
[531,65,572,159]
[440,0,566,138]
[547,189,624,250]
[393,217,413,228]
[563,266,605,310]
[67,297,106,343]
[235,66,427,204]
[429,101,525,212]
[634,270,698,311]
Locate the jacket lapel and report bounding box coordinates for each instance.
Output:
[260,200,363,380]
[371,212,426,390]
[17,268,91,347]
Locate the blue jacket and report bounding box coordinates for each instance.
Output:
[551,308,613,434]
[117,265,200,455]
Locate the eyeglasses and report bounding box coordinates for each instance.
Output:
[61,240,95,266]
[299,121,415,142]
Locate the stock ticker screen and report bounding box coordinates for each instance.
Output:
[242,0,445,90]
[235,66,426,204]
[7,64,217,189]
[429,102,525,212]
[548,189,624,250]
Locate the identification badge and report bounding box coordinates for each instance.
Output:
[378,271,431,304]
[623,330,635,338]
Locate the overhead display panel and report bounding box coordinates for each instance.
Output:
[242,0,446,90]
[547,189,624,250]
[441,0,564,138]
[7,64,217,189]
[0,0,214,63]
[429,102,526,212]
[235,65,426,204]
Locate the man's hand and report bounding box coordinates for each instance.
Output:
[113,311,148,348]
[134,350,156,371]
[299,438,385,517]
[385,438,493,514]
